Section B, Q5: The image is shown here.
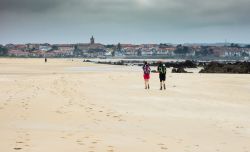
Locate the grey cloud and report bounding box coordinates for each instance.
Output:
[0,0,63,13]
[1,0,250,23]
[1,0,250,44]
[1,0,250,27]
[0,0,134,13]
[161,0,250,26]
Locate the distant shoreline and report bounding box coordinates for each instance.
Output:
[0,57,249,74]
[84,59,250,74]
[1,55,249,61]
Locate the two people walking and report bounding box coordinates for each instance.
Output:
[143,61,166,90]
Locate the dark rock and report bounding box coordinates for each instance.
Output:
[172,68,188,73]
[200,62,250,73]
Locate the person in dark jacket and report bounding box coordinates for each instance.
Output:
[157,61,166,90]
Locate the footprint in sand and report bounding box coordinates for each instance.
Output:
[14,130,31,151]
[74,134,103,151]
[88,145,95,151]
[16,141,24,144]
[107,146,115,152]
[157,143,168,150]
[177,139,183,144]
[161,147,168,150]
[55,110,63,114]
[79,104,85,107]
[76,139,85,145]
[242,146,249,152]
[194,144,199,148]
[14,140,25,150]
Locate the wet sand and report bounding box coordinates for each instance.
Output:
[0,58,250,152]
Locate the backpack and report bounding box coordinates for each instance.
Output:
[143,64,151,74]
[158,64,166,74]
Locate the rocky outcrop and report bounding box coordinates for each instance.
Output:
[172,68,188,73]
[90,60,198,68]
[199,62,250,73]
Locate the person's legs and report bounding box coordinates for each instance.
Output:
[160,74,163,90]
[147,74,150,89]
[147,79,150,89]
[144,74,150,89]
[144,74,147,89]
[163,74,166,90]
[163,81,166,90]
[160,81,162,90]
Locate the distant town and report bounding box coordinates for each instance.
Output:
[0,36,250,60]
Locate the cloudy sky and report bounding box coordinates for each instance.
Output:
[0,0,250,44]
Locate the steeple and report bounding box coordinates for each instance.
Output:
[90,36,95,45]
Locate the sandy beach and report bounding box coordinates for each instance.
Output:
[0,58,250,152]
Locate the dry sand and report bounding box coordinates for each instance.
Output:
[0,58,250,152]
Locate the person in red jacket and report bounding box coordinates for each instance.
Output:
[142,61,151,89]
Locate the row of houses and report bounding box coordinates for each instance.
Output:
[212,47,250,57]
[4,42,250,58]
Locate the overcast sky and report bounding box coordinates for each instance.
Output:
[1,0,250,44]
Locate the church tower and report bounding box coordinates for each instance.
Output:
[90,36,95,45]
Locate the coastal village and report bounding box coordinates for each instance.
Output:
[1,36,250,60]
